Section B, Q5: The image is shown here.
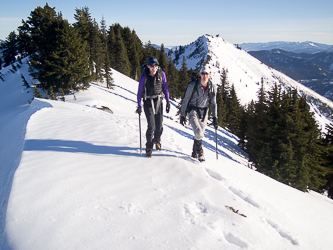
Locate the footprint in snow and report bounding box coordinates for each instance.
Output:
[224,233,248,249]
[183,202,209,227]
[205,169,225,181]
[228,187,260,209]
[266,219,299,246]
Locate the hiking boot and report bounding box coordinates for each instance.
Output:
[198,152,205,162]
[154,142,162,151]
[146,148,153,157]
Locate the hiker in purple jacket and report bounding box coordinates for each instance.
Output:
[136,57,170,157]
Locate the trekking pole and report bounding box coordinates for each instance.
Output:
[215,127,218,160]
[139,113,142,154]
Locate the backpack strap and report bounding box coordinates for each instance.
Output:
[142,63,163,101]
[192,79,200,106]
[141,64,148,101]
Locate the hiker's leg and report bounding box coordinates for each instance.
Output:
[153,101,163,144]
[189,110,205,140]
[144,102,155,149]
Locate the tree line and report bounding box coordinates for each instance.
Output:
[0,4,197,100]
[1,4,332,197]
[217,75,333,196]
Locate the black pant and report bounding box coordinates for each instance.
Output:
[144,99,163,149]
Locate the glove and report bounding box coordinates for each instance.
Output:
[180,116,186,126]
[166,101,170,113]
[136,106,142,115]
[213,117,218,129]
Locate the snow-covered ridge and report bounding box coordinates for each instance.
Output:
[1,60,333,249]
[169,35,210,69]
[170,34,333,129]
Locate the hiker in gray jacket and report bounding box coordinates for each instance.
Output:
[180,66,218,162]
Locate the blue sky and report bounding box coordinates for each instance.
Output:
[1,0,332,46]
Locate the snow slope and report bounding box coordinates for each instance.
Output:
[1,60,333,250]
[170,35,333,130]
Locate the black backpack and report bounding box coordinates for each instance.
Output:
[141,63,163,101]
[185,72,214,104]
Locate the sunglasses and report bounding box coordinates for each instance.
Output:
[201,72,209,75]
[149,64,159,68]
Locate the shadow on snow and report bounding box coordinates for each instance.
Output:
[164,124,245,164]
[90,83,137,105]
[23,139,189,161]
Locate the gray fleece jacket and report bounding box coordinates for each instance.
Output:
[180,79,217,118]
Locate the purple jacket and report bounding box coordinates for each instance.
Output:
[137,70,169,107]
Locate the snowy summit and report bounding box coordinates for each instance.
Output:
[1,51,333,249]
[170,35,333,130]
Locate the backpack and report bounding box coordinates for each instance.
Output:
[185,72,214,105]
[141,63,163,101]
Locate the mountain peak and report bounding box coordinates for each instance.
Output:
[168,35,333,130]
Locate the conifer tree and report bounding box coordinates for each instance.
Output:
[144,40,157,59]
[291,93,327,191]
[91,19,103,81]
[26,4,62,90]
[73,7,101,78]
[130,46,141,80]
[16,27,33,57]
[112,23,122,37]
[131,29,144,66]
[226,84,242,136]
[32,86,42,98]
[321,124,333,198]
[166,55,179,100]
[246,78,269,169]
[25,4,59,55]
[122,26,140,80]
[48,86,56,100]
[220,68,230,102]
[21,74,29,88]
[178,56,191,97]
[1,31,18,66]
[237,106,249,149]
[174,45,185,65]
[26,5,90,92]
[266,84,291,181]
[107,26,117,68]
[100,17,113,88]
[45,18,90,92]
[240,102,255,150]
[175,56,191,116]
[216,70,230,128]
[158,44,168,75]
[113,28,131,76]
[216,83,227,128]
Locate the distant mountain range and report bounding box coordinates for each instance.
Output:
[240,41,333,54]
[243,44,333,101]
[247,49,333,80]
